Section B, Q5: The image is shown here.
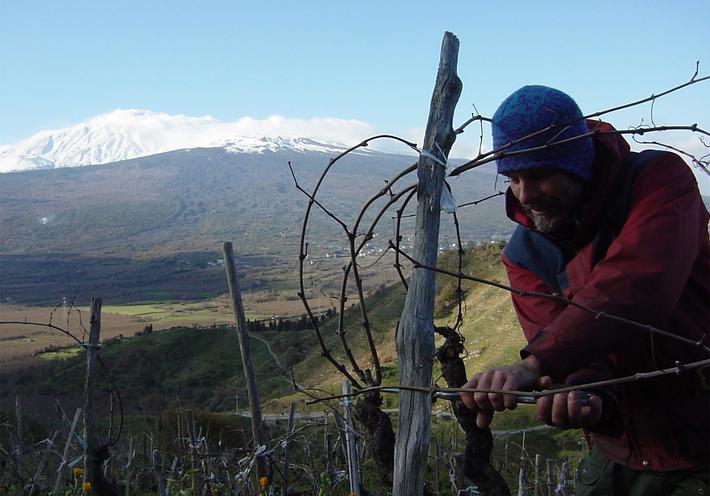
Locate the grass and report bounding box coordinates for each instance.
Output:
[82,302,234,322]
[1,288,331,364]
[36,347,83,361]
[433,243,527,374]
[7,324,312,414]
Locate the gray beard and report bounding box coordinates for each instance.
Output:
[521,180,585,235]
[526,209,574,234]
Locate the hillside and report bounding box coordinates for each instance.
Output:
[0,146,509,258]
[1,243,524,417]
[3,243,585,493]
[0,146,513,305]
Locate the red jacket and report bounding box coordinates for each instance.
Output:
[501,120,709,471]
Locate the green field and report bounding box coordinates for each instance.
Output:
[84,302,232,323]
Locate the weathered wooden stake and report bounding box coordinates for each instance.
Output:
[222,241,268,480]
[83,297,102,490]
[546,459,554,496]
[185,409,203,496]
[393,31,462,496]
[435,437,441,495]
[53,407,82,494]
[29,431,57,495]
[152,450,168,496]
[281,401,296,496]
[324,430,335,486]
[15,395,22,463]
[555,461,569,496]
[517,431,527,496]
[534,454,542,496]
[342,380,361,496]
[124,436,135,496]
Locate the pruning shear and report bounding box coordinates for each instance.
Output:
[432,390,591,406]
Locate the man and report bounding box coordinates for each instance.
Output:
[460,85,709,494]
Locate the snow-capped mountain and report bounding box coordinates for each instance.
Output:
[0,109,371,173]
[219,136,349,155]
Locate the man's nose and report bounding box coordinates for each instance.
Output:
[517,180,541,205]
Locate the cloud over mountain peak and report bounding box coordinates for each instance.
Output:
[0,110,375,172]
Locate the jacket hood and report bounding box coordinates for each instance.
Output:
[505,120,631,232]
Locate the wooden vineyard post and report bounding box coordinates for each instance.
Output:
[281,401,296,496]
[83,297,102,491]
[222,241,269,481]
[152,450,168,496]
[29,431,58,495]
[185,409,203,496]
[53,407,82,494]
[517,430,527,496]
[534,454,542,496]
[393,31,462,496]
[555,461,569,496]
[342,380,361,496]
[14,395,22,479]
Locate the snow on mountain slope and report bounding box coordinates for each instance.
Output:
[0,109,373,173]
[220,136,349,155]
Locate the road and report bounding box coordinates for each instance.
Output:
[249,332,288,372]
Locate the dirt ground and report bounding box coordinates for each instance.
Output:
[0,304,219,367]
[0,290,336,369]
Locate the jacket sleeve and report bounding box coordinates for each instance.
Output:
[502,252,566,342]
[503,252,624,435]
[523,153,709,379]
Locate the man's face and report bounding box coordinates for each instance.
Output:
[506,168,584,234]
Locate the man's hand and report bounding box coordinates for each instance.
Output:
[535,376,603,429]
[460,355,542,428]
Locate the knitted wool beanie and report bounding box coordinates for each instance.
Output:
[492,85,595,181]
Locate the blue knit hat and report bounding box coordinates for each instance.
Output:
[492,85,595,181]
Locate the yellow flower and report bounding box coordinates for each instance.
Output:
[259,476,269,487]
[82,481,92,492]
[73,467,84,477]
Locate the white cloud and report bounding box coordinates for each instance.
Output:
[3,109,707,196]
[0,109,379,172]
[217,115,376,146]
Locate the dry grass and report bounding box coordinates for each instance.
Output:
[0,304,145,364]
[0,288,339,367]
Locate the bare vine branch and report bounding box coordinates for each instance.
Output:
[0,318,125,447]
[631,132,710,172]
[450,123,710,177]
[0,320,83,345]
[305,357,710,405]
[291,135,422,389]
[449,67,710,177]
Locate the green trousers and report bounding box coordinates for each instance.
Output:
[576,446,709,496]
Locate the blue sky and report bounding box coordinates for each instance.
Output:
[2,1,708,180]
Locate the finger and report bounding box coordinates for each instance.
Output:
[460,376,479,411]
[567,391,582,427]
[581,394,603,428]
[536,391,553,425]
[537,375,552,389]
[535,376,554,424]
[551,392,569,427]
[489,369,508,411]
[475,409,494,429]
[473,372,494,412]
[501,374,520,411]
